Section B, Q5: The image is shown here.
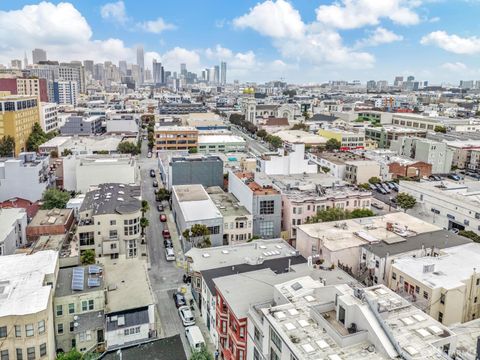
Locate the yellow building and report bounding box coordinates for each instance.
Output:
[318,128,365,150]
[0,94,41,155]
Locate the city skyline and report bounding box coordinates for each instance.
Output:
[0,0,480,84]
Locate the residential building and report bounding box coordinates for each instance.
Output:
[171,184,223,248]
[158,103,207,115]
[0,152,53,202]
[399,179,480,233]
[105,114,139,134]
[449,318,480,360]
[389,242,480,325]
[391,113,442,131]
[356,111,393,125]
[360,229,471,287]
[101,336,186,360]
[257,143,317,175]
[40,102,58,132]
[153,125,198,151]
[228,171,282,238]
[60,115,103,136]
[344,159,382,184]
[318,128,365,150]
[206,186,253,245]
[159,154,224,191]
[55,81,78,106]
[62,155,138,193]
[0,77,48,102]
[197,134,246,153]
[250,280,457,360]
[444,140,480,170]
[0,251,59,360]
[365,125,427,148]
[53,265,105,353]
[296,212,439,276]
[390,137,453,173]
[76,183,142,258]
[0,208,27,255]
[274,130,327,149]
[26,208,74,242]
[39,136,126,156]
[0,94,40,155]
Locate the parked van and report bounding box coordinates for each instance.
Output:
[165,247,175,261]
[185,326,205,352]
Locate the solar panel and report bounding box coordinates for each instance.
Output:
[88,265,102,275]
[71,267,85,291]
[87,277,101,288]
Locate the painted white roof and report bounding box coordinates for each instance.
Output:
[198,135,246,144]
[0,251,58,316]
[173,185,221,222]
[0,208,26,242]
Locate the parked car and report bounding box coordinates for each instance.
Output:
[157,204,164,211]
[165,247,175,261]
[371,202,384,210]
[153,180,158,187]
[377,187,387,195]
[386,182,396,190]
[448,173,461,181]
[150,169,156,178]
[173,292,187,308]
[429,175,442,181]
[391,182,399,191]
[380,183,391,193]
[162,229,171,239]
[369,184,377,191]
[178,306,196,327]
[147,152,152,158]
[185,326,205,352]
[164,239,173,248]
[160,214,167,222]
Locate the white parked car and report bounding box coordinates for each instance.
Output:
[178,305,196,327]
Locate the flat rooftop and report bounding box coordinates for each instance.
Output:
[154,125,197,132]
[234,171,279,195]
[172,184,221,222]
[297,212,440,252]
[0,250,58,316]
[100,258,154,313]
[55,265,104,297]
[368,125,428,133]
[275,130,327,145]
[206,186,251,218]
[185,238,298,272]
[197,134,246,144]
[29,208,73,227]
[80,183,141,216]
[393,242,480,290]
[316,151,367,164]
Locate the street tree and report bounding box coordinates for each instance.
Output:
[41,189,71,209]
[0,136,15,157]
[368,177,381,185]
[325,138,341,151]
[140,217,149,235]
[56,349,82,360]
[396,192,417,212]
[189,346,214,360]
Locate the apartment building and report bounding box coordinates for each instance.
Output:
[228,171,282,239]
[296,212,439,276]
[390,137,453,174]
[207,186,253,245]
[318,128,365,150]
[274,130,327,149]
[0,251,59,360]
[171,184,223,248]
[154,125,198,151]
[197,134,246,153]
[365,125,427,148]
[0,208,27,255]
[55,81,78,107]
[249,280,457,360]
[40,103,58,132]
[0,94,41,155]
[60,115,103,136]
[0,152,53,202]
[444,140,480,170]
[399,179,480,233]
[53,265,105,353]
[256,143,317,175]
[77,183,142,258]
[0,77,48,102]
[344,160,381,184]
[391,113,440,130]
[389,242,480,325]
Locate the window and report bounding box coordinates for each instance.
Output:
[253,348,260,360]
[415,286,420,294]
[81,300,94,311]
[57,323,63,335]
[474,296,478,304]
[423,291,429,300]
[0,326,6,338]
[392,272,396,280]
[270,328,282,350]
[109,230,118,239]
[56,305,63,316]
[375,260,379,268]
[26,347,35,360]
[260,200,275,215]
[254,326,261,342]
[38,320,45,334]
[25,324,34,337]
[259,221,274,237]
[438,312,443,323]
[0,350,8,360]
[127,239,137,258]
[270,349,280,360]
[110,220,116,226]
[70,322,75,332]
[68,303,75,314]
[16,349,22,360]
[440,293,445,305]
[39,344,46,357]
[239,326,245,338]
[15,325,21,338]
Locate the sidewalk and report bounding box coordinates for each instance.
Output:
[164,205,187,270]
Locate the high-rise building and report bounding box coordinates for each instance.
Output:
[83,60,94,75]
[54,80,78,106]
[221,61,227,85]
[407,75,415,81]
[366,80,376,91]
[393,76,403,87]
[0,94,41,155]
[180,63,187,76]
[32,48,47,64]
[93,63,105,82]
[214,65,220,85]
[136,45,145,84]
[10,60,22,69]
[152,59,164,86]
[118,60,127,77]
[23,51,28,68]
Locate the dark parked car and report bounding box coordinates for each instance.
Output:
[153,180,158,187]
[429,175,442,181]
[160,214,167,222]
[164,239,173,248]
[447,173,461,181]
[157,204,164,211]
[173,292,187,308]
[150,169,156,178]
[162,229,171,239]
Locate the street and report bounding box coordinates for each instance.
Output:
[230,124,270,156]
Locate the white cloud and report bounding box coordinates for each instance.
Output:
[100,1,128,25]
[0,2,132,65]
[315,0,420,29]
[421,31,480,54]
[356,27,403,47]
[138,17,176,34]
[233,0,305,39]
[205,45,233,60]
[161,47,201,71]
[441,62,467,72]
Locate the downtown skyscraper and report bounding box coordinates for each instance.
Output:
[136,45,145,85]
[221,61,227,85]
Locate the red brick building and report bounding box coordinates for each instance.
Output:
[389,161,432,179]
[216,289,247,360]
[26,208,74,241]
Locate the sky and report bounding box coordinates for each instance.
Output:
[0,0,480,84]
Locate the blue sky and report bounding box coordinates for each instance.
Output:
[0,0,480,84]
